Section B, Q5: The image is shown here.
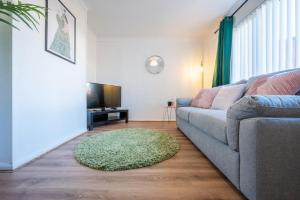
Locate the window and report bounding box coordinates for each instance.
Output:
[231,0,300,82]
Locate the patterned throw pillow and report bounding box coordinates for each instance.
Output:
[211,84,247,110]
[257,71,300,95]
[245,75,270,95]
[191,87,220,109]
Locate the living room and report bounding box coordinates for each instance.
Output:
[0,0,299,200]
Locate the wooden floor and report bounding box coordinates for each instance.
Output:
[0,122,245,200]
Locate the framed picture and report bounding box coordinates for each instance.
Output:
[45,0,76,64]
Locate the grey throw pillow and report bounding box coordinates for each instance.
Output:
[226,95,300,151]
[227,95,300,120]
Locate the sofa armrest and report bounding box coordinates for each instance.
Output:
[227,95,300,151]
[239,117,300,200]
[176,98,192,108]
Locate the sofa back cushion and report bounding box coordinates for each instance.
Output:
[257,70,300,95]
[191,87,220,109]
[211,84,246,110]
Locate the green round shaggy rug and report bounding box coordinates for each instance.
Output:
[74,128,180,171]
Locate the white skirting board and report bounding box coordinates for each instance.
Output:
[11,129,87,170]
[0,162,12,170]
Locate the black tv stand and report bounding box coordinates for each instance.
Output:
[87,109,128,131]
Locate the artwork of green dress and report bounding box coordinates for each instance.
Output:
[50,13,71,59]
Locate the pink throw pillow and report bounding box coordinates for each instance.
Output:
[211,84,247,110]
[191,90,205,107]
[191,87,220,109]
[257,71,300,95]
[245,75,270,95]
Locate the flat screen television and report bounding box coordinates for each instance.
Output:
[87,83,121,109]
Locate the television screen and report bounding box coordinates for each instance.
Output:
[87,83,121,109]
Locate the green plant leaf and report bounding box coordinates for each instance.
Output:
[0,0,45,31]
[0,10,18,21]
[0,18,19,30]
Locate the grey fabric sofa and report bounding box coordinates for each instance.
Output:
[176,72,300,200]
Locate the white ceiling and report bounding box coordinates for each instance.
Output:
[84,0,238,38]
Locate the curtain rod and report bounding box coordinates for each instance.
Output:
[214,0,249,34]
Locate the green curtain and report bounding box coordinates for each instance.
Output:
[212,16,234,87]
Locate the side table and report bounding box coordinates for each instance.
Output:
[162,106,176,121]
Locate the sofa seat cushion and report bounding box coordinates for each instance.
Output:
[189,109,228,144]
[176,107,200,121]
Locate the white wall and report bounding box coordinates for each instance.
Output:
[87,28,97,82]
[202,27,219,88]
[0,23,12,169]
[10,0,87,169]
[96,37,203,121]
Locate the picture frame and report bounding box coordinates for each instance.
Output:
[45,0,76,64]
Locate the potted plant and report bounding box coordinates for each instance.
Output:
[0,0,45,30]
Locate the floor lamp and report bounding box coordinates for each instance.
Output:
[200,59,204,88]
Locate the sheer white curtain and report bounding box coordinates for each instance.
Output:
[231,0,300,82]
